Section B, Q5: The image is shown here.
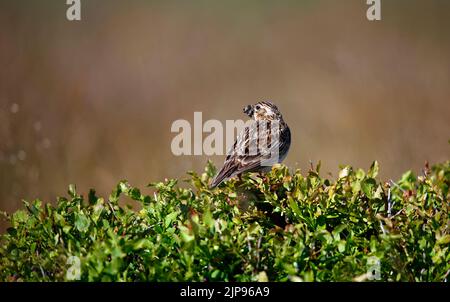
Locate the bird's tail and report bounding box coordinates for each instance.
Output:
[209,163,237,189]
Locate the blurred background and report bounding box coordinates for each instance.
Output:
[1,0,449,231]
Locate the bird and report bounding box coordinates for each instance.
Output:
[210,101,291,188]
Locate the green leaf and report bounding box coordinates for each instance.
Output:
[179,225,195,243]
[68,184,77,198]
[211,269,220,279]
[332,224,346,241]
[132,239,152,250]
[257,271,269,282]
[75,212,90,233]
[361,178,377,198]
[164,212,178,228]
[288,196,302,217]
[436,234,450,245]
[119,181,130,193]
[367,161,379,178]
[338,166,351,178]
[203,208,214,229]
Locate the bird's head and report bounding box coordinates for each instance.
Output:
[243,101,283,121]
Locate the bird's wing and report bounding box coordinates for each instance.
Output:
[210,121,289,188]
[227,121,287,173]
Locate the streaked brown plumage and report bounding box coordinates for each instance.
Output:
[210,101,291,188]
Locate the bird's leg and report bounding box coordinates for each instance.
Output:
[237,174,243,182]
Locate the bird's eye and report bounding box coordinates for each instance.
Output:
[255,105,261,110]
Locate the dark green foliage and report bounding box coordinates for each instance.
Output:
[1,161,449,281]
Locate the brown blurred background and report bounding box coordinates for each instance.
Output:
[1,0,449,231]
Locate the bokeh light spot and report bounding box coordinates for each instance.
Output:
[42,138,51,149]
[18,150,27,161]
[10,103,19,114]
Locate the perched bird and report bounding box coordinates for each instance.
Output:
[210,101,291,188]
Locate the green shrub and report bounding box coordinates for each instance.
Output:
[1,161,449,281]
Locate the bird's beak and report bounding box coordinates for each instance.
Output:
[243,105,254,117]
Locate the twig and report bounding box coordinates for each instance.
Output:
[391,209,403,218]
[146,221,163,232]
[443,268,450,282]
[387,187,393,217]
[256,236,262,269]
[39,265,46,279]
[389,180,405,193]
[107,200,118,220]
[353,272,371,282]
[379,221,387,235]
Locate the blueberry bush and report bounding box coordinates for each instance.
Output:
[0,161,449,281]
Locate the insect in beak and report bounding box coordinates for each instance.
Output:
[243,105,254,117]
